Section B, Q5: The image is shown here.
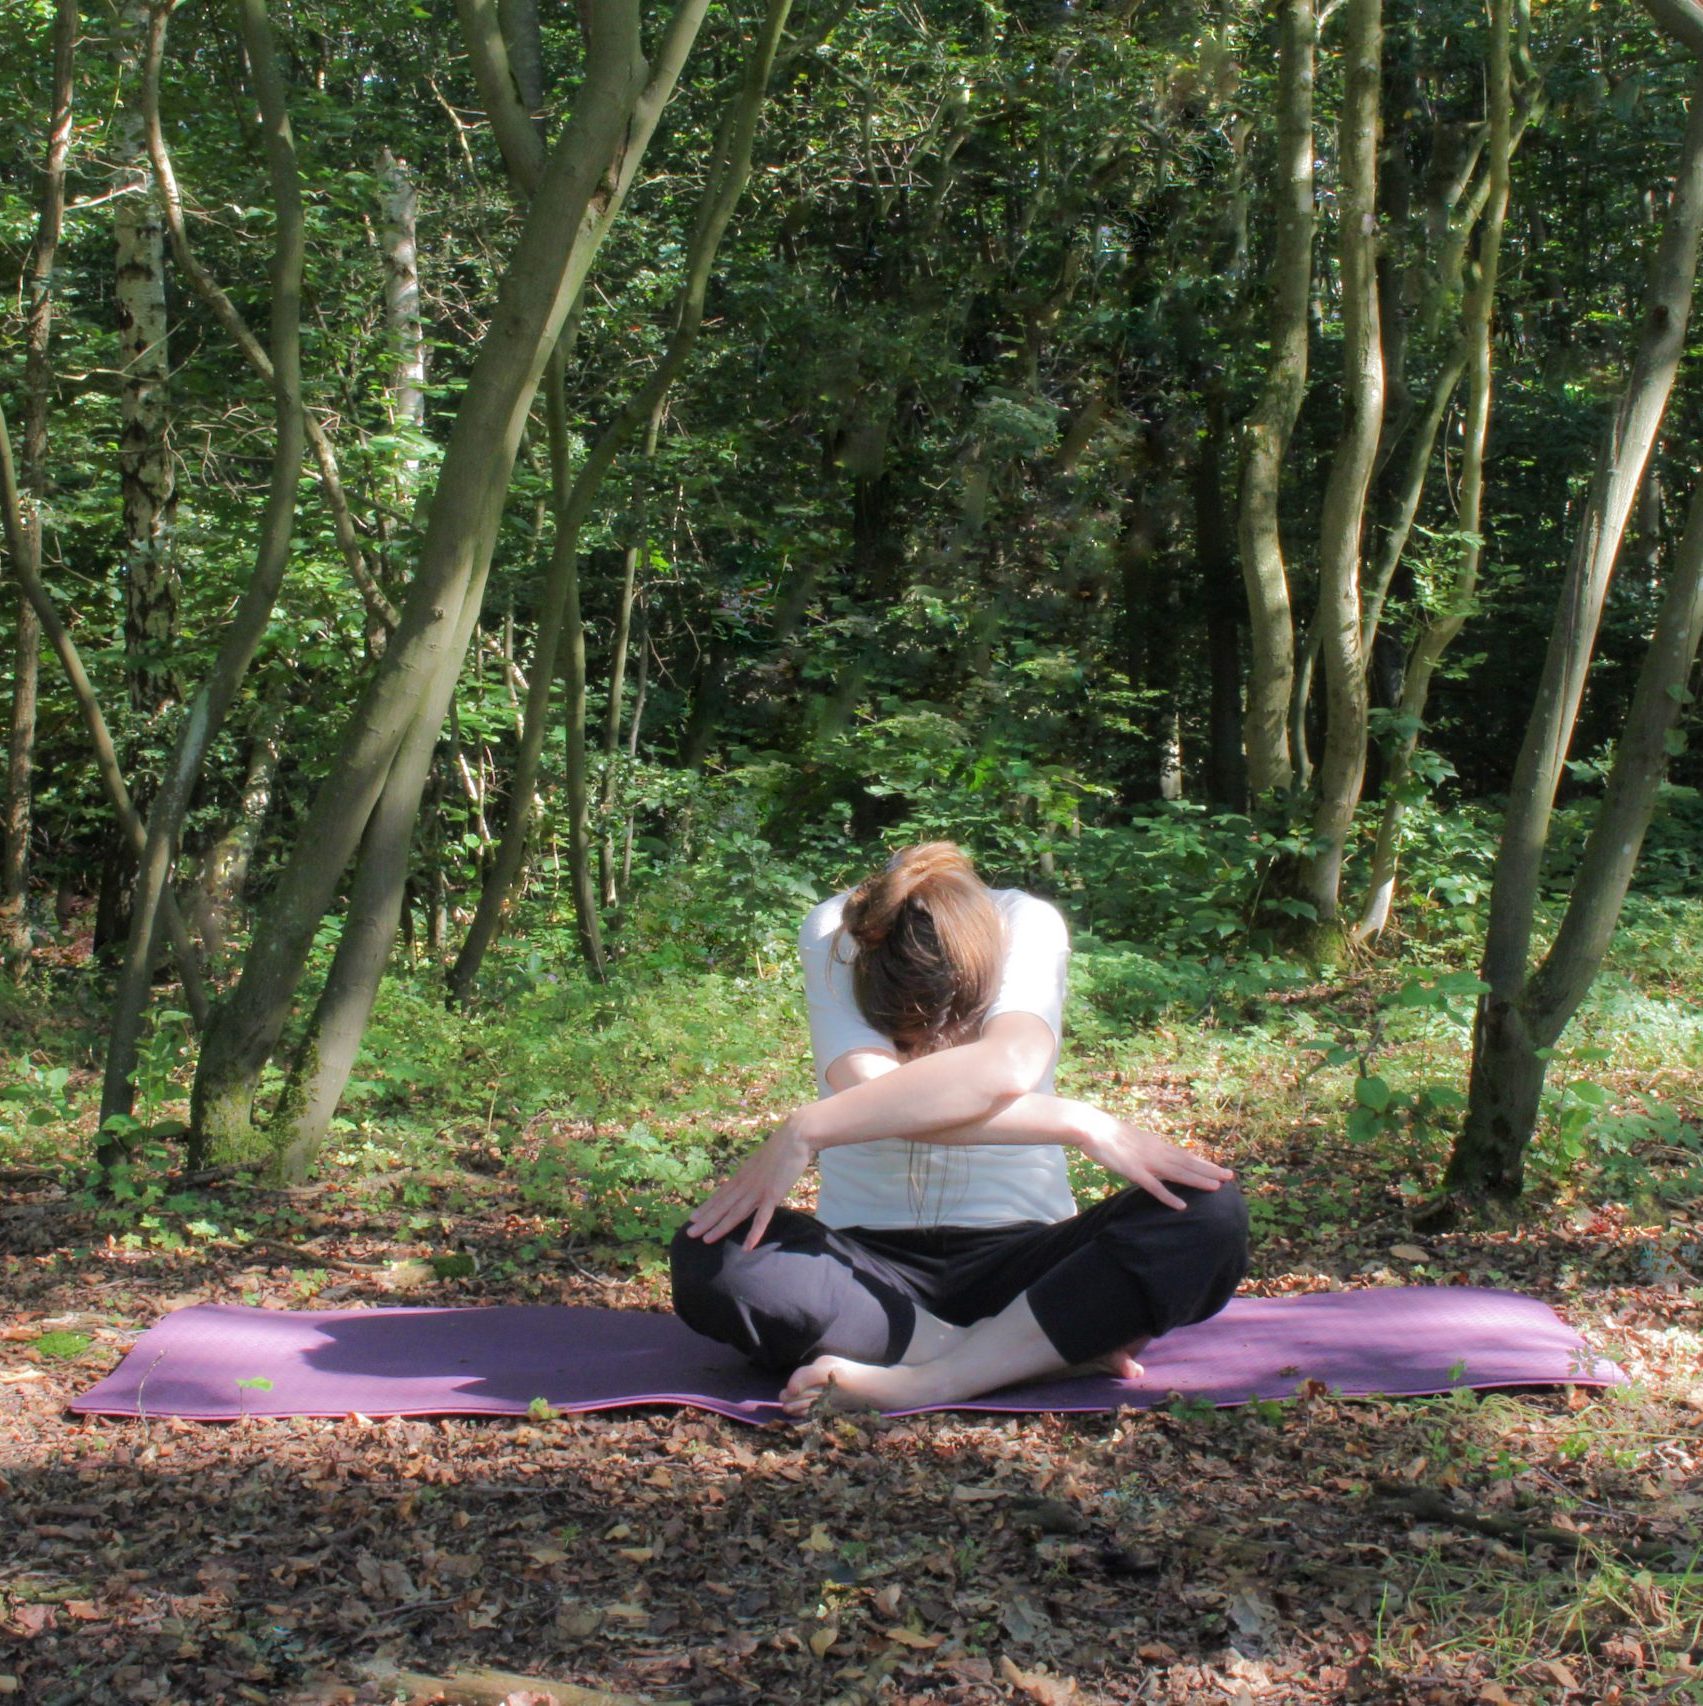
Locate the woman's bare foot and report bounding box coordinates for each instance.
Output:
[781,1354,933,1415]
[1090,1334,1151,1382]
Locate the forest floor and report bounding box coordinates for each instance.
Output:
[2,951,1701,1706]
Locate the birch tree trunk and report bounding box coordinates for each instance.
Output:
[3,0,76,976]
[1236,0,1316,798]
[190,0,712,1153]
[379,147,427,464]
[1355,0,1513,942]
[1300,0,1384,927]
[101,0,306,1156]
[114,0,178,720]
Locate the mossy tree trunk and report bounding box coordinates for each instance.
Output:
[189,0,712,1157]
[1449,19,1703,1194]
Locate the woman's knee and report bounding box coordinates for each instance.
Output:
[669,1223,735,1334]
[1194,1178,1250,1251]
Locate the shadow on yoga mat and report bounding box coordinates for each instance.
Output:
[72,1287,1622,1427]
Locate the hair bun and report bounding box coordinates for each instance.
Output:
[841,842,979,948]
[838,842,1003,1048]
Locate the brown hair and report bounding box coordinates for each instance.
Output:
[839,842,1004,1051]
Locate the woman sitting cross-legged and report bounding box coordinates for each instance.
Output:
[670,842,1248,1415]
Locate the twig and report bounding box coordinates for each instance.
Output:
[236,1239,384,1274]
[1372,1479,1684,1565]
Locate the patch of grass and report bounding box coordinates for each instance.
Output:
[33,1330,91,1360]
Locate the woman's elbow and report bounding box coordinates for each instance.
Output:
[976,1019,1056,1102]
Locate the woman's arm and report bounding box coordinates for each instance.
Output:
[685,1043,1233,1247]
[806,1011,1057,1146]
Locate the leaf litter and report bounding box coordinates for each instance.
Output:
[1,1104,1700,1704]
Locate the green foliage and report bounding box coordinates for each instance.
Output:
[32,1331,91,1361]
[519,1121,712,1245]
[1303,972,1487,1161]
[1,1055,73,1145]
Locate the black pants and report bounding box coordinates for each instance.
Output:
[670,1181,1249,1372]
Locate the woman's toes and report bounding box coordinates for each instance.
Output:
[780,1356,842,1412]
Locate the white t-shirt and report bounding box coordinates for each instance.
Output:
[800,888,1078,1229]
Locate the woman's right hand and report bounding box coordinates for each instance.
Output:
[1076,1119,1233,1211]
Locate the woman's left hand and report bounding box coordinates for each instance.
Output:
[685,1117,813,1249]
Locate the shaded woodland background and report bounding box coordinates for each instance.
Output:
[4,0,1703,1197]
[3,7,1703,1704]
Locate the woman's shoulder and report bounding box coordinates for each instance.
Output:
[989,888,1069,946]
[799,890,850,951]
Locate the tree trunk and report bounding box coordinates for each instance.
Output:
[1450,31,1703,1196]
[1356,0,1513,942]
[101,0,306,1155]
[1301,0,1384,928]
[114,0,178,721]
[188,702,284,963]
[1236,0,1317,798]
[1473,58,1703,1040]
[1453,469,1703,1193]
[189,0,711,1152]
[449,0,794,998]
[1196,388,1245,810]
[0,405,209,1024]
[273,601,484,1179]
[551,359,607,978]
[378,146,427,485]
[599,523,646,908]
[2,0,75,977]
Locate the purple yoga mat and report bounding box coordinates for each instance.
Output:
[71,1287,1622,1426]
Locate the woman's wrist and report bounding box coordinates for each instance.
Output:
[782,1104,827,1157]
[1068,1101,1122,1155]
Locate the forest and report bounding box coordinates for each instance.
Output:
[2,0,1701,1700]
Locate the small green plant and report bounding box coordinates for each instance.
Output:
[1302,971,1486,1163]
[34,1330,91,1360]
[528,1396,558,1422]
[1,1055,74,1146]
[521,1121,712,1244]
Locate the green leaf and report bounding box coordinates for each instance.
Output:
[1355,1075,1391,1113]
[1346,1105,1382,1142]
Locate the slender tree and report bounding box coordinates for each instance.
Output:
[1237,0,1317,798]
[1449,13,1703,1195]
[447,0,805,1002]
[3,0,76,975]
[99,0,307,1153]
[1301,0,1385,927]
[1356,0,1515,942]
[190,0,714,1156]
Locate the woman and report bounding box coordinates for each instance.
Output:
[671,842,1247,1414]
